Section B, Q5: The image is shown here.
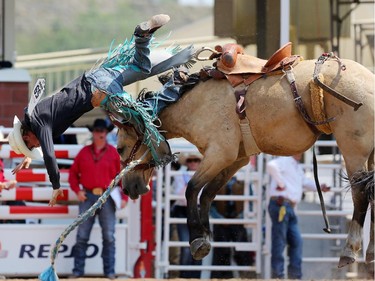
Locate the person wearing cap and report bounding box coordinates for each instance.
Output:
[8,14,195,206]
[171,153,203,278]
[69,118,127,279]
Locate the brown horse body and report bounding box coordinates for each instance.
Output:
[117,58,374,268]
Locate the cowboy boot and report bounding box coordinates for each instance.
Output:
[134,14,170,37]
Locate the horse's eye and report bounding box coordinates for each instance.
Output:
[117,147,124,154]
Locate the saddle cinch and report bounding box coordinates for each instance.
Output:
[207,42,300,87]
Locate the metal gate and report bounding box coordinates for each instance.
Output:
[153,139,265,278]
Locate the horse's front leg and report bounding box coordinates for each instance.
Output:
[199,159,250,237]
[185,178,211,260]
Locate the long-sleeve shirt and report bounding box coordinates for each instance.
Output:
[25,75,93,190]
[266,156,316,203]
[69,143,121,193]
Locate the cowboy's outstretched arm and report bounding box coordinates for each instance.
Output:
[12,156,32,174]
[38,127,64,206]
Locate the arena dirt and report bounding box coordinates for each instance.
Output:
[6,277,370,281]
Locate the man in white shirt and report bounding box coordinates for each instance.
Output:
[266,153,329,279]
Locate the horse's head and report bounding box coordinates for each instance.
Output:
[116,124,171,200]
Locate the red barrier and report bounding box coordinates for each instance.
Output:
[0,144,83,159]
[4,168,69,182]
[1,187,74,201]
[9,206,69,214]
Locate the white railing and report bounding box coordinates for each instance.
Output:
[154,141,264,278]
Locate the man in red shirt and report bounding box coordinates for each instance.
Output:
[69,119,127,279]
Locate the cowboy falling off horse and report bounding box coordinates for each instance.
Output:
[6,13,374,274]
[7,14,193,205]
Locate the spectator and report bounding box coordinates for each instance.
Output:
[68,119,127,279]
[210,177,255,278]
[266,153,329,279]
[171,153,202,278]
[8,14,195,206]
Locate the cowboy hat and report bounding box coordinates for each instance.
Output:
[8,116,43,159]
[178,152,203,165]
[87,118,114,132]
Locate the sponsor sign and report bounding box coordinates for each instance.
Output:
[0,224,128,276]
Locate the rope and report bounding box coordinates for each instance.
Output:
[39,160,139,281]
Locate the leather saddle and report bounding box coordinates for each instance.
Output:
[213,42,300,87]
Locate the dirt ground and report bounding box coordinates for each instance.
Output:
[2,277,370,281]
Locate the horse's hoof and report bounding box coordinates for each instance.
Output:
[190,238,211,260]
[338,256,356,268]
[366,252,374,264]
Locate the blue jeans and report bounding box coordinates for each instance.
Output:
[86,35,152,96]
[268,199,303,279]
[172,205,202,278]
[72,192,116,276]
[86,35,192,116]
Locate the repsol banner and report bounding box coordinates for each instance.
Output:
[0,224,127,276]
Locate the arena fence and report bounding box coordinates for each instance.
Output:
[0,127,368,279]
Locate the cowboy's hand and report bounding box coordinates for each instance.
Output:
[12,156,32,174]
[49,189,64,206]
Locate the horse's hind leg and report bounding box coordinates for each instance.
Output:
[366,201,374,264]
[339,150,374,268]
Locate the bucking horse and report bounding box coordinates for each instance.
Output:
[114,42,374,269]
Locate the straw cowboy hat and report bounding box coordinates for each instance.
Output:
[8,116,43,159]
[179,152,203,165]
